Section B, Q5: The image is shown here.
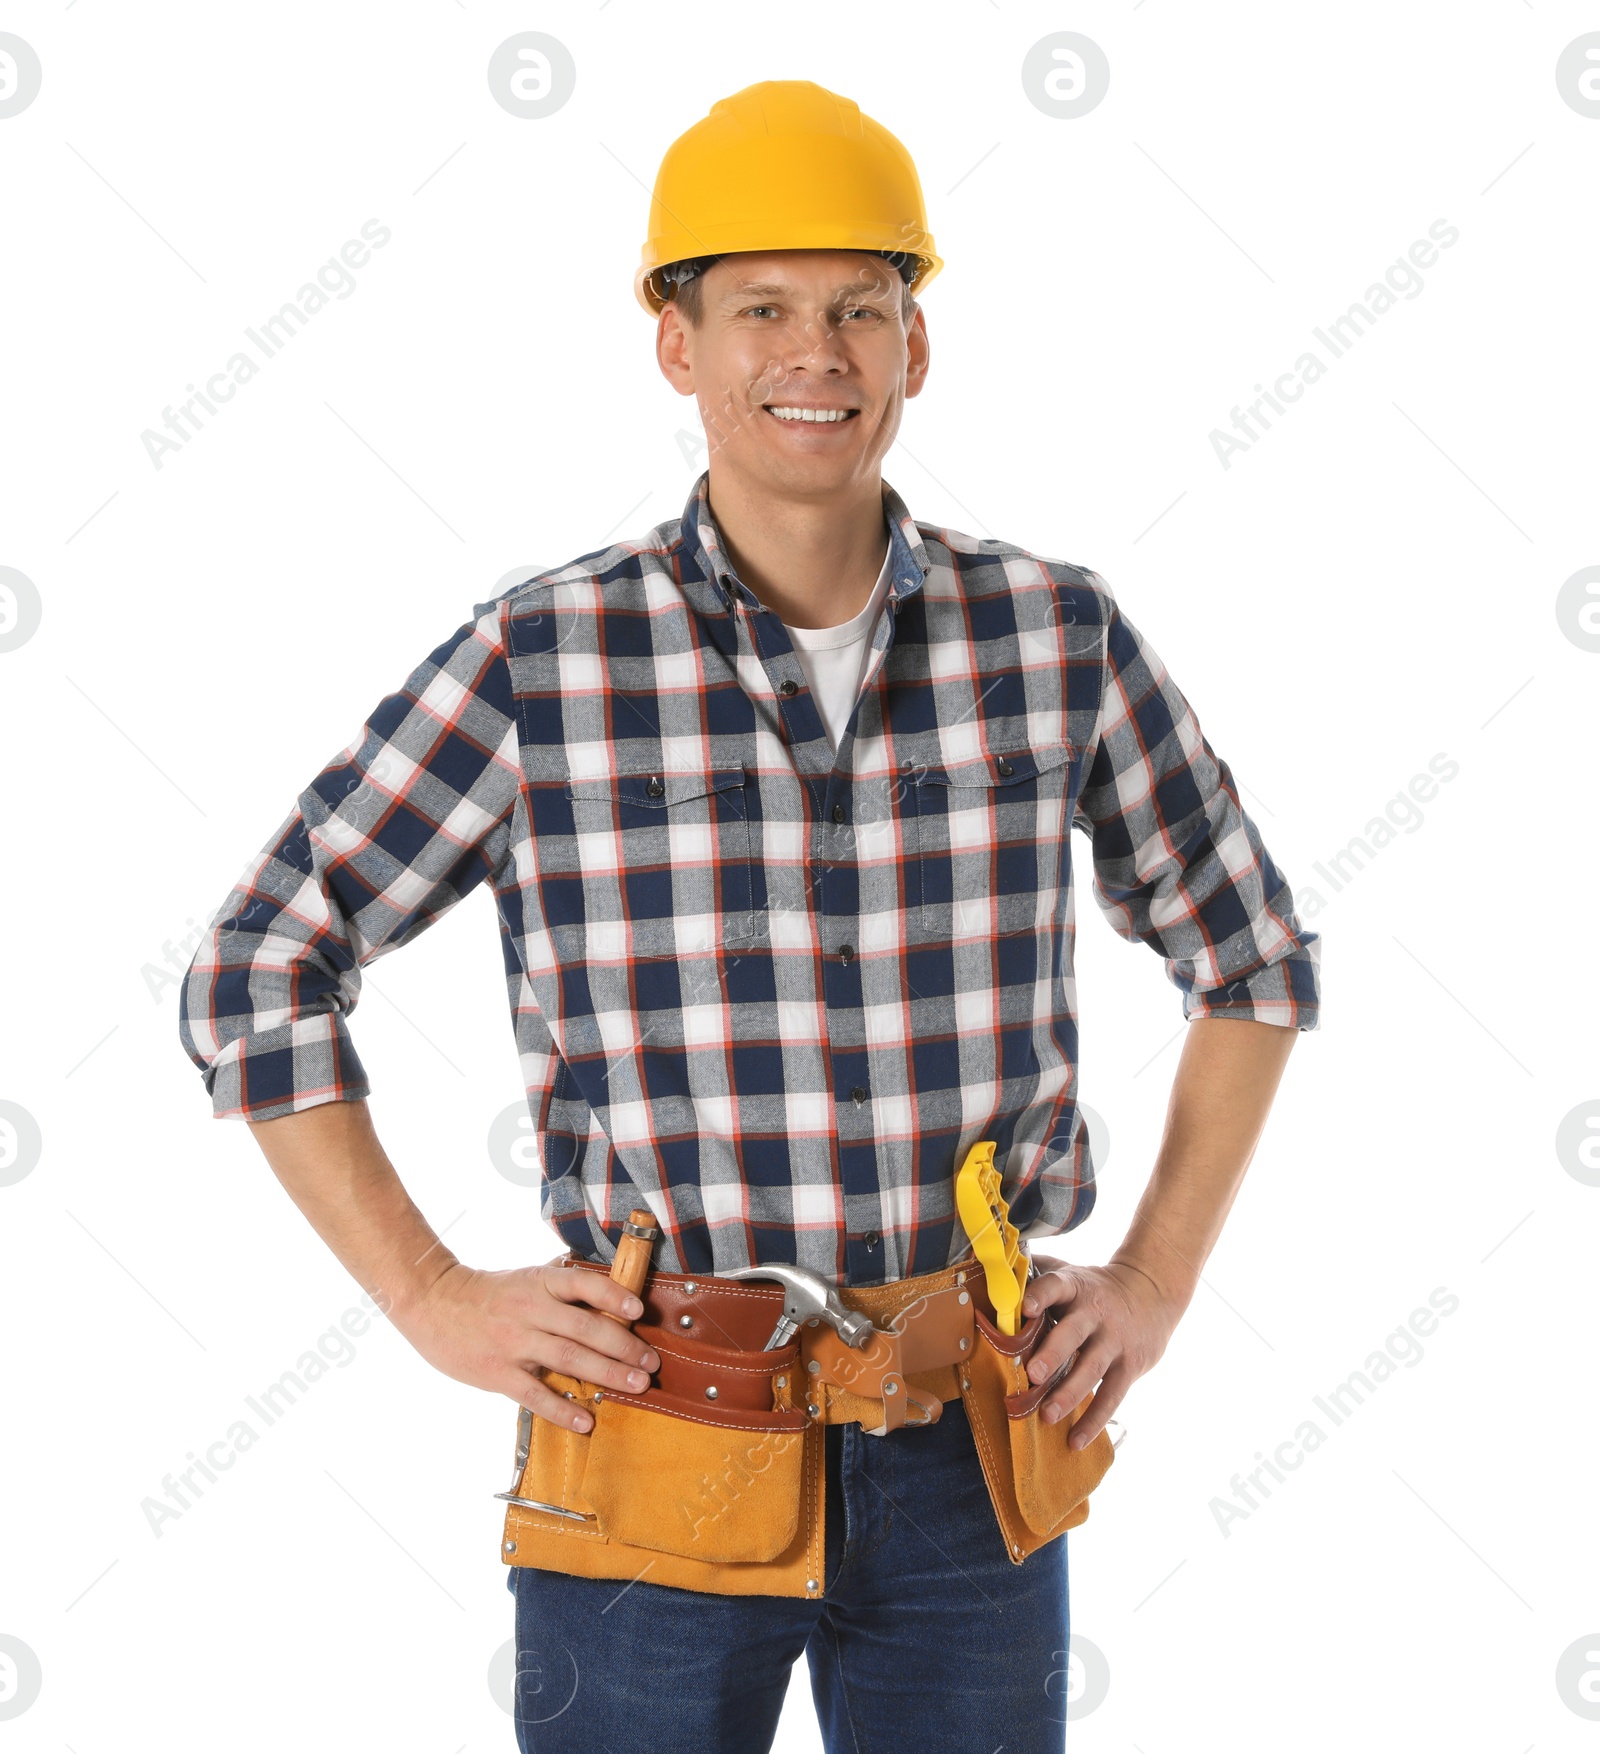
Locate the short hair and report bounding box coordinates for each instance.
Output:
[663,253,918,328]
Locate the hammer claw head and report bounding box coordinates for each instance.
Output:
[721,1263,883,1349]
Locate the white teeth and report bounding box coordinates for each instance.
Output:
[766,406,853,423]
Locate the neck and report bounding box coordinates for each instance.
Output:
[706,467,889,630]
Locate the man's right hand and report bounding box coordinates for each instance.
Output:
[392,1261,661,1433]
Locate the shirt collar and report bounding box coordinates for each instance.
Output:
[679,469,932,617]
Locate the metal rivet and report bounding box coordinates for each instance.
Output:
[705,1385,719,1400]
[684,1282,698,1294]
[504,1540,517,1555]
[774,1376,787,1389]
[884,1381,898,1396]
[592,1391,603,1402]
[806,1578,819,1591]
[1012,1542,1021,1556]
[806,1403,820,1418]
[679,1314,694,1329]
[957,1291,969,1305]
[807,1359,821,1374]
[961,1376,971,1390]
[563,1389,576,1398]
[807,1317,820,1328]
[959,1337,969,1351]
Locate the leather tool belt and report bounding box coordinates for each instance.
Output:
[499,1249,1117,1600]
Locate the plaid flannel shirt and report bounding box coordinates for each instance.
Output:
[179,470,1320,1285]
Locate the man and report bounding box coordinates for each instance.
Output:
[180,80,1318,1752]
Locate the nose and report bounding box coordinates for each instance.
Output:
[776,310,852,377]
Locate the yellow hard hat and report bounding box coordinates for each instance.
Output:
[635,79,943,316]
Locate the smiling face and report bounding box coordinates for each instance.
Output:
[655,249,930,501]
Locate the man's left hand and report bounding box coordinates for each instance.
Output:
[1018,1256,1189,1449]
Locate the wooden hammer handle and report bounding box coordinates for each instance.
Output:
[609,1208,659,1306]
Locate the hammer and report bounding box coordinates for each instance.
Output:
[721,1263,879,1350]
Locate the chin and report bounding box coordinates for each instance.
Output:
[754,454,867,494]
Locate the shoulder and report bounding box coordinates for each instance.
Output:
[911,514,1118,630]
[464,513,695,648]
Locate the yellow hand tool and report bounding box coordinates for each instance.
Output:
[955,1141,1030,1334]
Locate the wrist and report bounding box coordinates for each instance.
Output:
[382,1249,462,1333]
[1108,1251,1195,1310]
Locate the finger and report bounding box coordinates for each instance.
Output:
[1043,1350,1126,1442]
[1021,1265,1077,1317]
[1025,1308,1094,1384]
[539,1290,663,1372]
[508,1367,597,1434]
[529,1323,660,1398]
[543,1263,647,1325]
[1065,1379,1126,1450]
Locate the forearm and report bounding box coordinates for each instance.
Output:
[1108,1017,1299,1309]
[245,1098,457,1321]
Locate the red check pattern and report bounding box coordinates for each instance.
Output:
[180,472,1320,1285]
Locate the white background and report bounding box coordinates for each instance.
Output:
[2,2,1597,1748]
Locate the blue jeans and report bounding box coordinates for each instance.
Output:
[505,1394,1071,1751]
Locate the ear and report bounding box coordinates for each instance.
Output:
[903,304,931,401]
[655,303,698,398]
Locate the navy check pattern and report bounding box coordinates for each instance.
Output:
[180,471,1321,1285]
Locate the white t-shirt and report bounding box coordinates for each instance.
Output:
[781,545,895,753]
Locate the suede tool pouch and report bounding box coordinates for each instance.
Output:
[582,1386,808,1564]
[519,1336,809,1568]
[960,1297,1117,1560]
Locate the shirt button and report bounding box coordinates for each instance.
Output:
[997,759,1015,778]
[864,1230,881,1248]
[838,944,855,964]
[851,1086,867,1104]
[646,776,665,797]
[780,678,799,697]
[831,804,846,823]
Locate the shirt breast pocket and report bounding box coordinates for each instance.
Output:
[562,767,762,958]
[913,743,1077,945]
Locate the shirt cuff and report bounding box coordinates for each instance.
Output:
[1181,937,1322,1031]
[200,1012,372,1121]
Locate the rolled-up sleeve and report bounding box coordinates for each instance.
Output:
[1071,579,1321,1030]
[179,599,524,1120]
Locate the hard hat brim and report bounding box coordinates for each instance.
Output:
[636,239,943,316]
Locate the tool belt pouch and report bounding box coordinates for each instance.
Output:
[502,1322,821,1596]
[959,1296,1117,1563]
